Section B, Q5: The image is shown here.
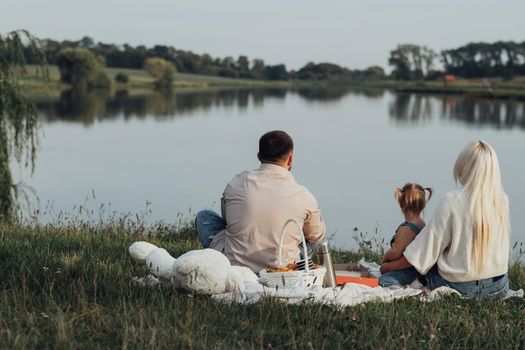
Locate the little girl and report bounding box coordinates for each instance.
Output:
[379,183,432,287]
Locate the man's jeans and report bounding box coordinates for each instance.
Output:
[195,209,316,259]
[195,210,226,248]
[425,265,509,298]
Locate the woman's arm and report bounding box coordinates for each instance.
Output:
[403,194,454,275]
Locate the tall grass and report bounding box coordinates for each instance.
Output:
[0,214,524,349]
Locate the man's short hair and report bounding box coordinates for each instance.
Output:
[258,130,294,162]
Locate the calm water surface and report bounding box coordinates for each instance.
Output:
[17,88,525,253]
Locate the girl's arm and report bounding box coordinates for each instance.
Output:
[380,256,412,274]
[383,227,416,262]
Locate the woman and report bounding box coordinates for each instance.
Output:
[380,140,510,297]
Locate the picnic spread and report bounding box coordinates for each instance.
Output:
[129,240,524,306]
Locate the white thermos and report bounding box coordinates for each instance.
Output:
[316,241,337,288]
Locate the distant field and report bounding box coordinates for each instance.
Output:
[23,65,291,91]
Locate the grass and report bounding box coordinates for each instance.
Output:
[1,215,524,349]
[8,61,525,348]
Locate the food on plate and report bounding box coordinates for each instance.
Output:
[266,261,319,272]
[266,262,296,272]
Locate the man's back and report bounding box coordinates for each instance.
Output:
[210,163,325,272]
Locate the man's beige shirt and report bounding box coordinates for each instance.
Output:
[210,163,326,272]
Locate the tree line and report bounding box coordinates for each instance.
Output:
[389,41,525,80]
[442,41,525,78]
[23,36,387,82]
[23,36,525,83]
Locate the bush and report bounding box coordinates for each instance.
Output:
[143,57,176,89]
[362,66,386,80]
[263,64,288,81]
[93,71,111,88]
[56,48,110,91]
[114,72,129,84]
[218,67,239,78]
[425,69,444,81]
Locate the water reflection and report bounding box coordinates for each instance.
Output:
[34,88,288,125]
[33,88,525,130]
[293,86,384,101]
[389,94,525,129]
[389,94,433,123]
[442,98,525,129]
[33,86,385,125]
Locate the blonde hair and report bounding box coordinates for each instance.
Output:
[453,140,510,270]
[394,183,433,215]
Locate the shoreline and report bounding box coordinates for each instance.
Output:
[22,65,525,101]
[352,80,525,100]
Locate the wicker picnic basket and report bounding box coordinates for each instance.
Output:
[259,219,326,288]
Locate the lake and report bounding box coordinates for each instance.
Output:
[17,87,525,255]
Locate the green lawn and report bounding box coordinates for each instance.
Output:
[1,220,524,349]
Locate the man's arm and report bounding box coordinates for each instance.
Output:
[220,193,226,220]
[302,191,326,243]
[303,209,326,242]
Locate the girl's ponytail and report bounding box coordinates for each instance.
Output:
[424,187,433,201]
[394,187,403,201]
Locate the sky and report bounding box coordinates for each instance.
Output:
[1,0,525,70]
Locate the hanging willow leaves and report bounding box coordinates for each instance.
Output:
[0,30,48,220]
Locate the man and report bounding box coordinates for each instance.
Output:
[195,130,326,272]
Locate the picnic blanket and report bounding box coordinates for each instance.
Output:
[211,280,524,306]
[133,273,523,306]
[212,281,423,306]
[129,242,524,306]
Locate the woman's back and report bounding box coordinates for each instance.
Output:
[404,189,510,282]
